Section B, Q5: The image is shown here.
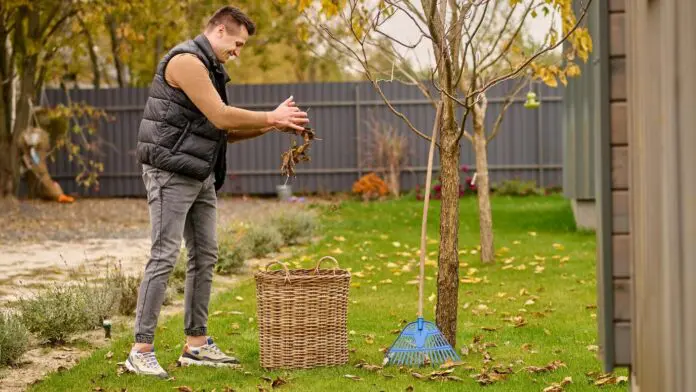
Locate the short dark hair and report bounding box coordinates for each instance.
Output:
[206,6,256,36]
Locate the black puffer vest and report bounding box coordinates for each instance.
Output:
[136,34,229,191]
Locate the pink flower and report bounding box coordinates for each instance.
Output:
[460,165,470,172]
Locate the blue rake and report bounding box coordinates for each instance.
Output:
[384,103,460,368]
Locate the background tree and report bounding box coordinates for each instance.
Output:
[288,0,593,347]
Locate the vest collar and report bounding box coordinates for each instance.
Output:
[193,34,231,85]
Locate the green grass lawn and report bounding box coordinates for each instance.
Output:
[30,195,627,392]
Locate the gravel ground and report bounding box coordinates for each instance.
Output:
[0,196,288,244]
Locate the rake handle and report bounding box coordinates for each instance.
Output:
[418,102,442,318]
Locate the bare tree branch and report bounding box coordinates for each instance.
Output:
[477,2,533,75]
[476,3,519,69]
[320,24,436,145]
[468,0,593,99]
[455,0,489,91]
[384,0,432,40]
[486,76,527,143]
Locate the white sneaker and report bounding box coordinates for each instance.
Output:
[124,349,169,379]
[177,337,240,368]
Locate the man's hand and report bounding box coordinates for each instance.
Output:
[268,96,309,132]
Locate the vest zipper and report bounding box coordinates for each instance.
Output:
[170,122,191,154]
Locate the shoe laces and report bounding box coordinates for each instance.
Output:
[205,341,224,355]
[139,351,161,369]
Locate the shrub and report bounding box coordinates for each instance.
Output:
[0,312,29,366]
[241,223,284,258]
[415,165,477,201]
[18,284,93,344]
[352,173,389,201]
[216,234,253,275]
[114,271,141,316]
[492,179,542,196]
[268,209,318,245]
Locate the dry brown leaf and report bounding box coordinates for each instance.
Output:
[524,360,566,374]
[271,377,287,388]
[439,360,467,369]
[344,374,362,381]
[105,351,114,359]
[175,387,194,392]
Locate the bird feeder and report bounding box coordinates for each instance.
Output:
[524,91,540,109]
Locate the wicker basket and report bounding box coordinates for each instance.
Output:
[254,256,351,369]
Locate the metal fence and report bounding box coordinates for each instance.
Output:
[40,80,564,197]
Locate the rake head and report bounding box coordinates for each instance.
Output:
[384,317,460,367]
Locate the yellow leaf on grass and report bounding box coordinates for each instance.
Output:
[235,296,244,301]
[513,240,522,245]
[379,279,392,284]
[515,264,527,271]
[332,248,344,254]
[552,243,564,250]
[334,236,346,242]
[524,299,536,306]
[392,242,402,248]
[379,234,389,240]
[502,265,514,270]
[361,256,368,261]
[535,266,545,274]
[528,232,537,237]
[387,262,398,268]
[534,255,546,261]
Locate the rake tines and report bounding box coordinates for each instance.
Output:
[385,318,460,367]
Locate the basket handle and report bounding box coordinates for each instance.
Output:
[264,260,291,283]
[313,256,340,275]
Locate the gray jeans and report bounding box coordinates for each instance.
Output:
[134,165,218,344]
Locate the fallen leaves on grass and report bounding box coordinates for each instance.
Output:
[587,372,629,386]
[355,360,383,372]
[175,387,194,392]
[524,360,566,374]
[271,376,287,388]
[543,376,573,392]
[471,365,513,385]
[587,345,599,352]
[344,374,362,381]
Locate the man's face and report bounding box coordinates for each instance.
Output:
[210,24,249,63]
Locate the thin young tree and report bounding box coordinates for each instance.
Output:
[286,0,593,347]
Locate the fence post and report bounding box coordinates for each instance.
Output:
[536,84,545,188]
[355,84,362,180]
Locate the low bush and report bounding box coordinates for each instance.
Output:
[114,271,141,316]
[17,284,93,344]
[241,223,283,258]
[492,179,542,196]
[268,208,318,245]
[216,234,253,274]
[0,312,29,366]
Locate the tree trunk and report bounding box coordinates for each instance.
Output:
[106,15,125,88]
[80,19,101,90]
[435,116,460,347]
[0,137,18,198]
[473,122,495,263]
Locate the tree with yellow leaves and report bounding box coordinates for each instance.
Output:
[285,0,593,347]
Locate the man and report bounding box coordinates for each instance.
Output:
[126,6,309,378]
